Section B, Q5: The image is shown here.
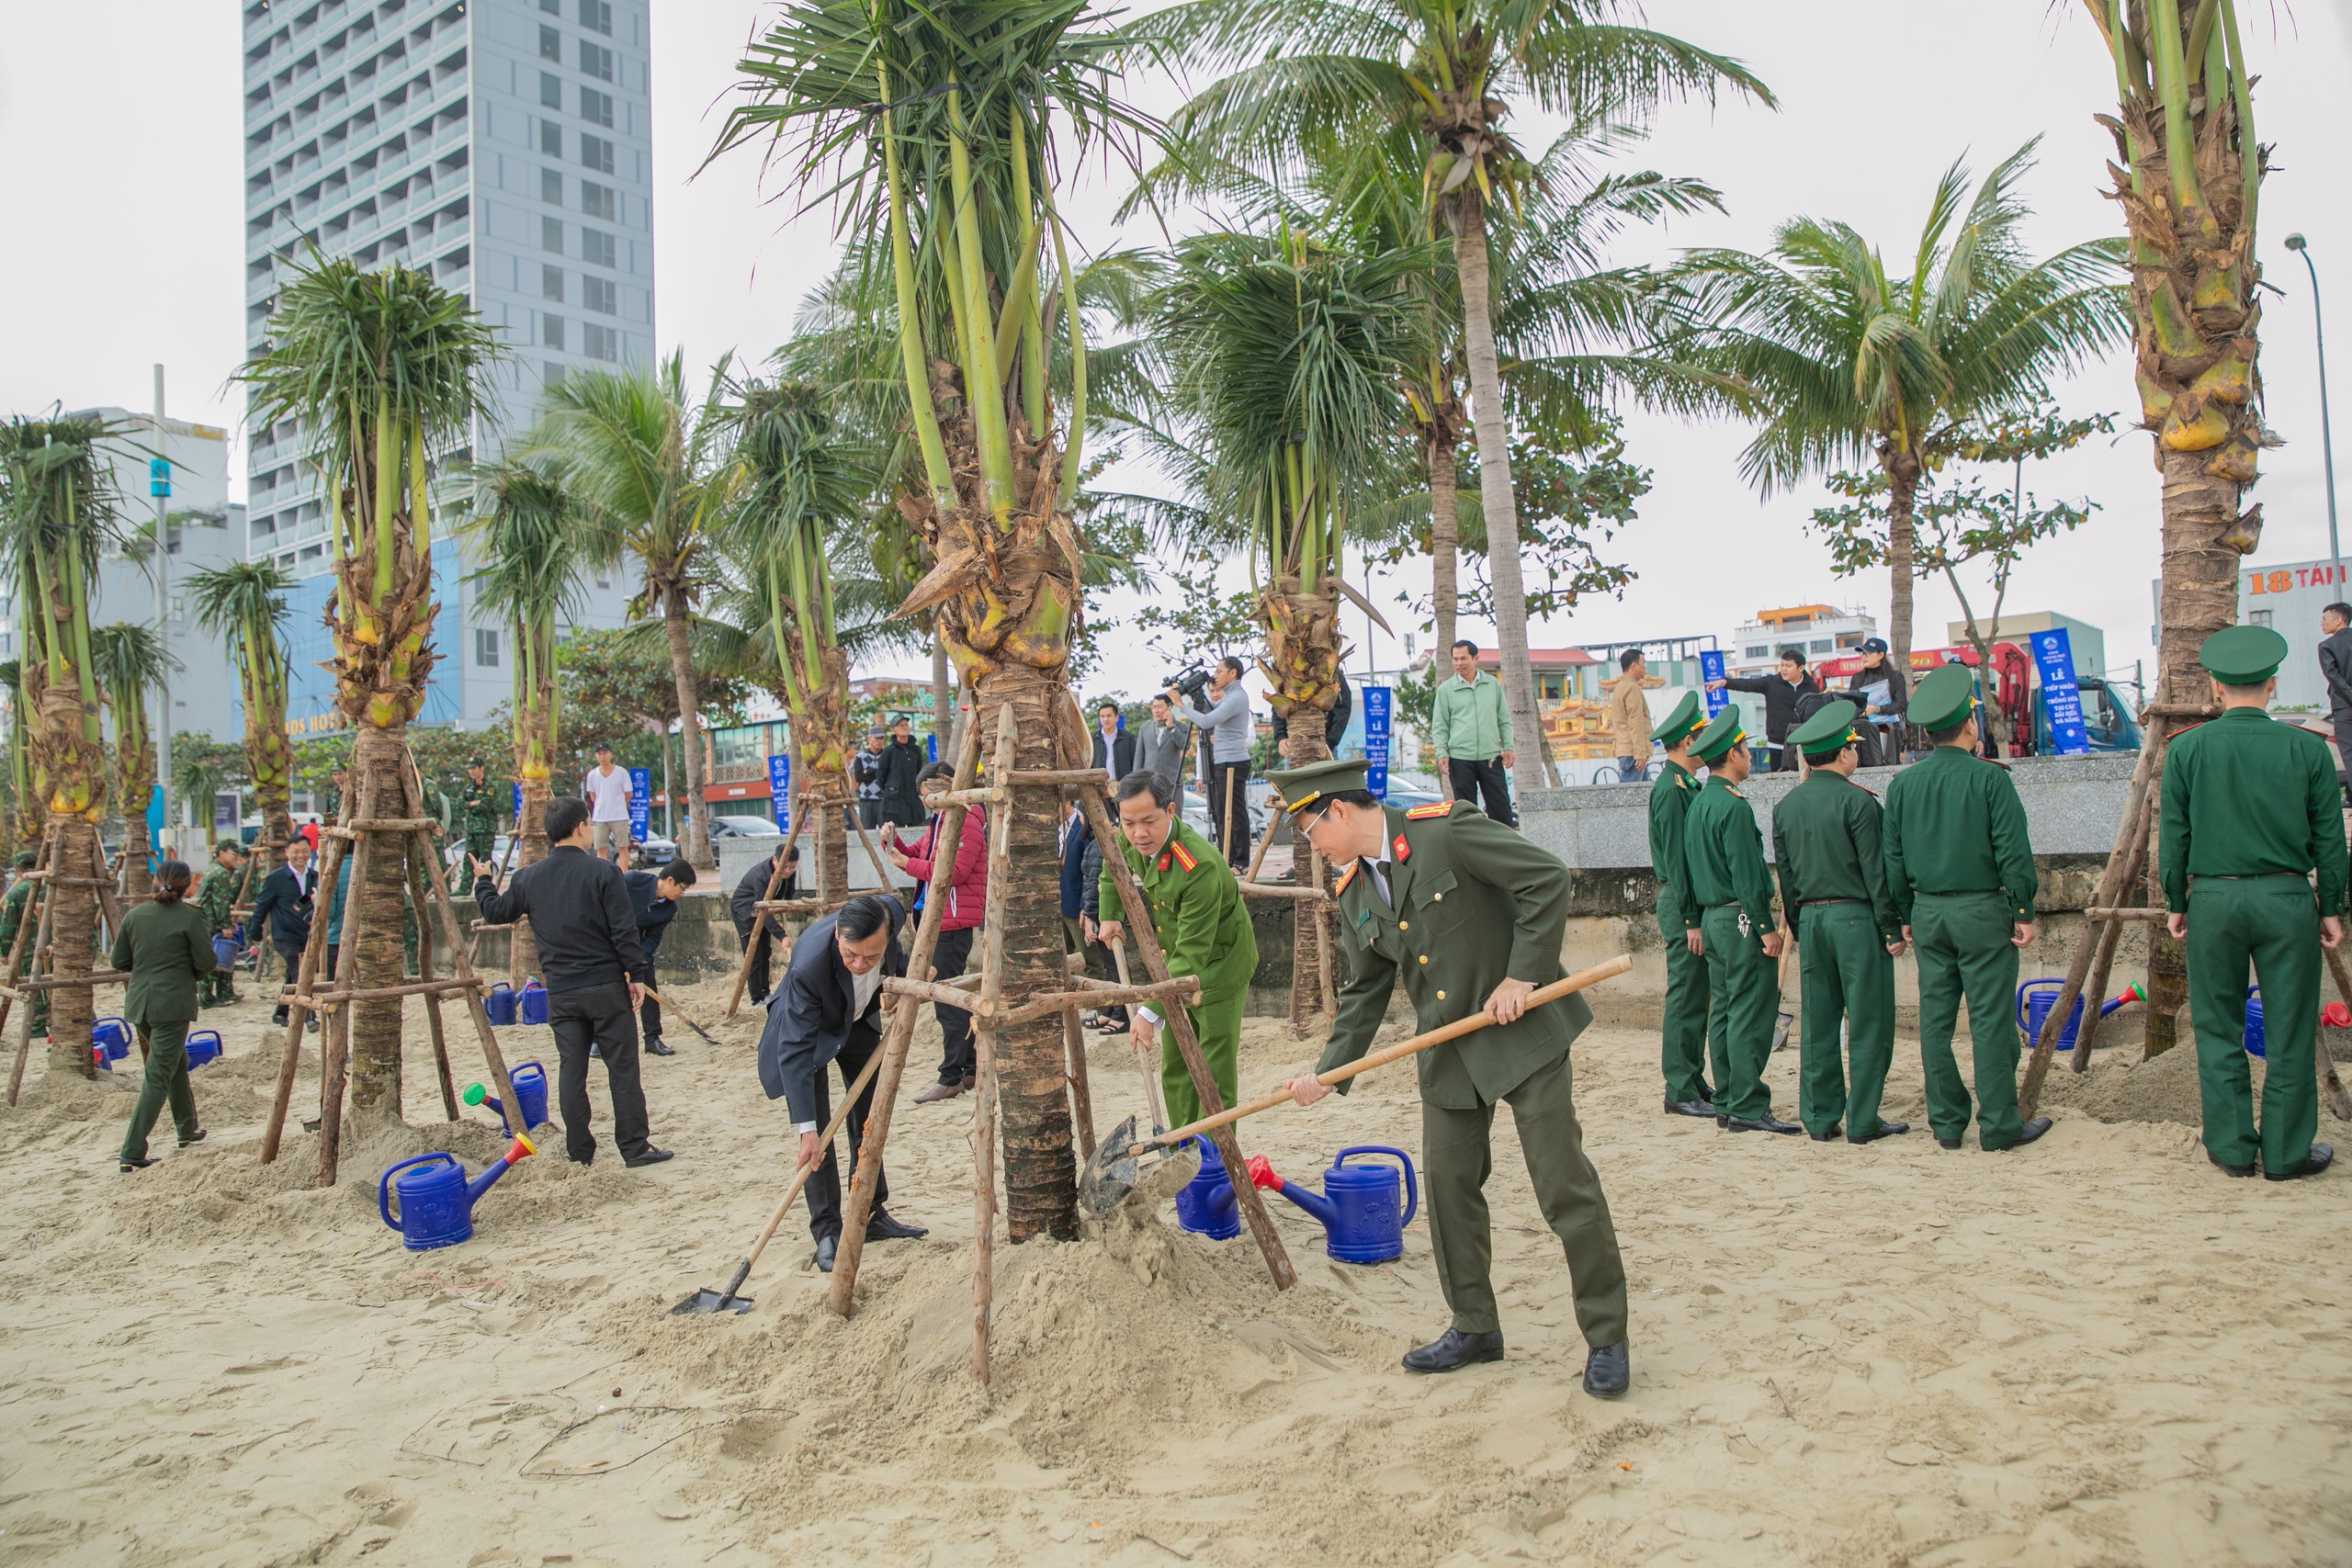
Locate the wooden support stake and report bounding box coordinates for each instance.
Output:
[726,794,806,1019]
[2067,785,2163,1077]
[1064,1006,1094,1159]
[3,834,55,1106]
[968,705,1019,1385]
[2083,906,2167,921]
[828,712,985,1318]
[260,829,348,1164]
[2313,946,2352,1122]
[287,976,482,1009]
[314,777,379,1189]
[12,971,130,991]
[1080,787,1295,1293]
[1238,882,1335,903]
[1240,800,1286,886]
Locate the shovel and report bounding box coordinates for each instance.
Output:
[639,985,717,1045]
[1079,954,1632,1218]
[1770,941,1796,1053]
[671,1030,892,1315]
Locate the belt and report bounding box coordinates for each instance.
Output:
[1914,889,1997,897]
[1701,901,1743,910]
[1798,897,1861,908]
[2194,873,2307,882]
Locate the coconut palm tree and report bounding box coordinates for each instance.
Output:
[524,355,728,872]
[460,457,583,981]
[715,0,1159,1241]
[0,413,130,1074]
[172,748,234,858]
[0,659,35,854]
[89,623,179,900]
[237,254,499,1125]
[185,558,296,896]
[1668,141,2128,670]
[1154,0,1768,796]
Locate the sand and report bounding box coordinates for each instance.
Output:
[3,976,2349,1566]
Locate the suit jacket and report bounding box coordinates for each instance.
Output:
[110,897,216,1027]
[1090,729,1137,779]
[248,861,318,949]
[2323,628,2352,719]
[1058,813,1094,919]
[756,897,908,1122]
[624,869,678,965]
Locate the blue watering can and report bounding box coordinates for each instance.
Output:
[483,982,517,1026]
[1249,1146,1419,1264]
[211,932,243,968]
[91,1017,132,1068]
[518,979,548,1026]
[184,1030,223,1071]
[378,1134,537,1251]
[2244,987,2267,1059]
[2015,978,2142,1052]
[461,1061,548,1135]
[1172,1137,1240,1240]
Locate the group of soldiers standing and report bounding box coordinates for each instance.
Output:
[1647,626,2340,1181]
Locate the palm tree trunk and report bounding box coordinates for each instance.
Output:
[345,722,409,1123]
[122,807,152,902]
[44,818,97,1075]
[1430,434,1460,665]
[932,637,952,758]
[1884,456,1920,674]
[1451,201,1542,804]
[512,685,552,983]
[662,590,711,869]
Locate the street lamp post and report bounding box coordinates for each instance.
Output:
[152,364,174,855]
[2286,234,2343,593]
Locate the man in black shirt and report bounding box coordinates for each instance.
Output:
[624,860,695,1055]
[1713,648,1824,772]
[474,796,672,1168]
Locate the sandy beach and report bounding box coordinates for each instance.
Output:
[2,974,2348,1567]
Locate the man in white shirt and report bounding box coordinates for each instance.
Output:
[583,744,634,864]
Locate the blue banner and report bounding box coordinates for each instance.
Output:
[767,752,793,829]
[1363,685,1392,798]
[2031,628,2090,756]
[1699,649,1728,716]
[511,783,521,822]
[628,767,650,841]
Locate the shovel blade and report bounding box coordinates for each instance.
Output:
[1077,1115,1201,1218]
[670,1288,755,1316]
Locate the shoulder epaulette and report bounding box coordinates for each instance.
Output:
[1405,801,1452,819]
[1986,758,2010,770]
[1725,785,1746,799]
[1853,782,1878,796]
[1169,839,1198,872]
[2169,720,2208,739]
[1333,860,1359,895]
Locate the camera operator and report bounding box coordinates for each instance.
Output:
[1172,656,1255,869]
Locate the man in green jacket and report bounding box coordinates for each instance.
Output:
[1095,771,1257,1129]
[2161,624,2344,1180]
[197,841,245,1007]
[1883,662,2047,1152]
[458,758,500,884]
[1683,706,1798,1134]
[113,859,216,1171]
[1272,757,1628,1397]
[1645,691,1714,1116]
[1,849,47,1036]
[1431,639,1517,826]
[1772,701,1907,1145]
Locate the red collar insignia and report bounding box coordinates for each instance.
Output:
[1393,832,1411,862]
[1157,852,1171,872]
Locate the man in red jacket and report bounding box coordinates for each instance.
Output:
[884,761,989,1102]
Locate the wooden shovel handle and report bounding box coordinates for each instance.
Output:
[1141,953,1634,1152]
[738,1040,892,1275]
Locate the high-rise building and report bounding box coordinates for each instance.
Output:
[239,0,650,734]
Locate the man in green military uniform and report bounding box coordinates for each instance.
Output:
[458,759,500,885]
[197,841,246,1007]
[1883,662,2049,1152]
[1094,771,1258,1129]
[1683,707,1799,1134]
[1646,692,1716,1117]
[1772,701,1907,1144]
[1272,758,1629,1396]
[2162,625,2343,1180]
[1,849,48,1036]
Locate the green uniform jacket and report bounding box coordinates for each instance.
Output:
[1317,800,1591,1110]
[459,780,501,836]
[1771,771,1901,944]
[2159,708,2350,915]
[1646,761,1702,931]
[1683,777,1776,936]
[1099,817,1257,1008]
[197,867,238,935]
[109,897,216,1026]
[0,878,31,952]
[1882,747,2037,925]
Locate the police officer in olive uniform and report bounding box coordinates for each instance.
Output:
[1683,707,1798,1134]
[1,849,48,1036]
[1772,701,1907,1144]
[458,759,500,881]
[1882,662,2049,1152]
[1645,691,1715,1117]
[2161,624,2344,1180]
[1093,771,1258,1129]
[197,841,246,1007]
[1271,757,1630,1397]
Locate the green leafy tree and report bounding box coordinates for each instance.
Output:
[554,626,752,798]
[88,623,179,899]
[169,732,249,857]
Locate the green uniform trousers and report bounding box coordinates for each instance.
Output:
[119,1020,198,1163]
[1912,891,2023,1148]
[1699,905,1778,1121]
[1159,988,1244,1132]
[1796,902,1896,1138]
[2187,878,2319,1173]
[201,956,238,1007]
[1657,906,1713,1105]
[1423,1051,1628,1346]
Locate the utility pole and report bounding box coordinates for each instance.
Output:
[2286,234,2342,592]
[152,364,175,854]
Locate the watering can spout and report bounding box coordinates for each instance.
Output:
[1247,1155,1339,1228]
[465,1132,537,1207]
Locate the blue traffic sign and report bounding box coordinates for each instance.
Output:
[149,457,170,498]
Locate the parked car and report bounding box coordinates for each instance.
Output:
[443,833,514,877]
[633,833,679,868]
[707,815,784,840]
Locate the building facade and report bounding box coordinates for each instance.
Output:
[240,0,650,732]
[1724,604,1879,678]
[2154,557,2351,715]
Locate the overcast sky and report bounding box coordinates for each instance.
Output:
[5,0,2350,701]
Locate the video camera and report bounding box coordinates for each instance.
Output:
[1165,663,1211,703]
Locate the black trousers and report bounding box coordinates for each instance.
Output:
[631,960,662,1042]
[735,917,775,1004]
[931,924,977,1085]
[1771,739,1799,773]
[272,941,306,1020]
[2332,713,2352,800]
[1446,758,1516,827]
[1209,758,1252,866]
[547,980,651,1164]
[805,1021,890,1241]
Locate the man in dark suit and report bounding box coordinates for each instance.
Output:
[756,894,930,1269]
[2320,603,2352,804]
[1090,702,1137,779]
[249,836,319,1030]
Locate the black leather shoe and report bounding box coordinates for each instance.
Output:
[2209,1152,2257,1178]
[865,1208,929,1241]
[2265,1142,2334,1181]
[1728,1113,1803,1134]
[1808,1124,1843,1142]
[1992,1117,2053,1151]
[1401,1327,1504,1373]
[646,1039,674,1056]
[1664,1098,1716,1119]
[1714,1114,1730,1129]
[1936,1136,1962,1150]
[622,1146,674,1168]
[272,1010,289,1027]
[119,1156,159,1172]
[1581,1341,1630,1397]
[814,1234,838,1272]
[1849,1122,1909,1145]
[177,1128,207,1148]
